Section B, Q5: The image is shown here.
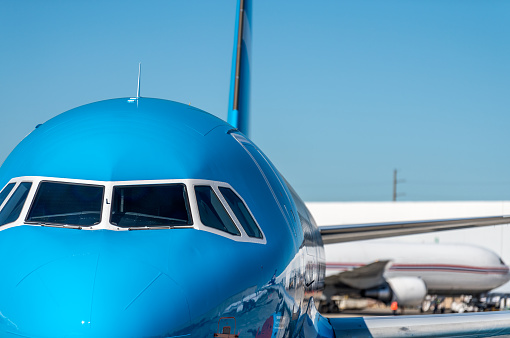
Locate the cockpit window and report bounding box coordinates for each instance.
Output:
[110,184,192,228]
[195,185,240,236]
[0,182,32,226]
[0,183,16,209]
[218,187,262,239]
[26,182,103,226]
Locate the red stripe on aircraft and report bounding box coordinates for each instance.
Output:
[326,262,509,275]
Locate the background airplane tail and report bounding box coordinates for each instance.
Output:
[227,0,252,136]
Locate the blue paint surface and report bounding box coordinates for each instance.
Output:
[0,98,236,185]
[0,97,316,337]
[0,225,281,336]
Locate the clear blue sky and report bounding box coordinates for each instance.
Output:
[1,1,509,202]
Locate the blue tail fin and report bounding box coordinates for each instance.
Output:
[228,0,251,136]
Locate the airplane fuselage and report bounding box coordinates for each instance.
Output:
[325,241,510,296]
[0,98,325,337]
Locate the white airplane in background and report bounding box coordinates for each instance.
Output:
[322,241,510,312]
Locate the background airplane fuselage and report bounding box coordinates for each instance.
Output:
[326,241,510,296]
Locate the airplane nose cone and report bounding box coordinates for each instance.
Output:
[2,249,191,337]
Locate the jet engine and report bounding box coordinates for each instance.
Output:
[363,277,427,307]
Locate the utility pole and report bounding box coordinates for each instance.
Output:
[393,169,405,201]
[393,169,397,201]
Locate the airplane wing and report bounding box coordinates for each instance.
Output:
[319,216,510,244]
[325,260,390,289]
[327,311,510,337]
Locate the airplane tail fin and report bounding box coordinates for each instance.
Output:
[227,0,252,136]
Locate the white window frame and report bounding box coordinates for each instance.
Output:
[0,176,266,244]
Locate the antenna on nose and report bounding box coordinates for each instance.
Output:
[136,62,141,98]
[127,63,142,105]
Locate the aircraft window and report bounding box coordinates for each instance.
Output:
[26,182,104,226]
[0,182,32,226]
[195,186,240,236]
[0,183,16,209]
[110,184,192,228]
[218,187,262,239]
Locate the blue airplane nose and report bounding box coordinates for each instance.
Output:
[0,227,191,337]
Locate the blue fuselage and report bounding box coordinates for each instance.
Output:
[0,98,325,337]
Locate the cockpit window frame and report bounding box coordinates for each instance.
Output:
[109,183,193,229]
[0,179,36,230]
[218,186,264,239]
[188,180,266,244]
[0,182,33,227]
[194,185,241,236]
[25,180,105,227]
[0,182,17,212]
[0,176,266,244]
